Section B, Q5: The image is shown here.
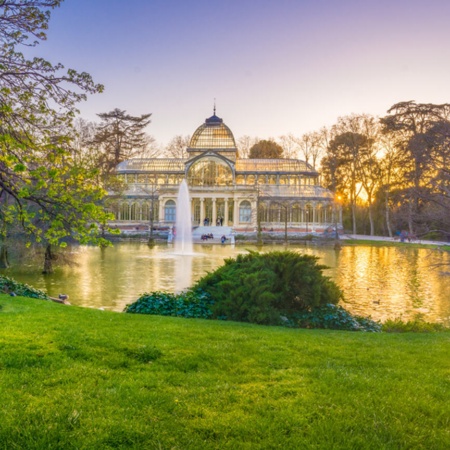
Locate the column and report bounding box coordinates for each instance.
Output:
[233,197,239,225]
[158,200,164,224]
[251,200,257,228]
[312,204,316,232]
[200,198,205,226]
[224,198,229,226]
[212,198,217,226]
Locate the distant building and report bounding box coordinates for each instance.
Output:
[111,111,339,232]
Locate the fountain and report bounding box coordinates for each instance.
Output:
[174,179,193,255]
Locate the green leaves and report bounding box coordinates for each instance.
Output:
[124,290,214,319]
[0,0,110,254]
[0,275,49,300]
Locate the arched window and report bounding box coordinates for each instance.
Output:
[130,203,138,221]
[292,203,301,223]
[120,203,130,221]
[141,202,150,221]
[165,200,176,223]
[235,175,245,185]
[188,157,233,186]
[239,200,252,223]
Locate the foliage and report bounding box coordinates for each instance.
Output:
[379,101,450,236]
[191,251,344,325]
[249,139,283,159]
[382,316,449,333]
[291,304,382,332]
[92,108,153,174]
[0,275,49,300]
[124,289,214,319]
[1,295,449,449]
[0,0,113,258]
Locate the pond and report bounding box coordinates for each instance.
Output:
[2,242,450,324]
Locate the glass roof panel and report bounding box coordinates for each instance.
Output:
[116,158,186,173]
[189,122,236,149]
[235,159,315,173]
[259,185,333,199]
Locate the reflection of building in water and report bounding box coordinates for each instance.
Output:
[110,111,339,232]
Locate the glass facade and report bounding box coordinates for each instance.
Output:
[188,158,233,186]
[111,111,337,231]
[164,200,176,223]
[239,201,252,223]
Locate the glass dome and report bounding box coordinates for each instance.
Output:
[189,114,236,149]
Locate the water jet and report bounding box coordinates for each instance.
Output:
[174,179,193,255]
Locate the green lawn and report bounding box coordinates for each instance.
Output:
[0,295,449,449]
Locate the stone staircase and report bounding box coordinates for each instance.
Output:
[192,226,234,244]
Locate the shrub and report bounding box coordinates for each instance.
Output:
[124,289,214,319]
[191,250,344,325]
[0,275,49,300]
[382,317,449,333]
[292,304,381,332]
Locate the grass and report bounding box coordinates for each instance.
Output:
[343,239,450,251]
[0,295,449,449]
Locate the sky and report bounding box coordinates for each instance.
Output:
[31,0,450,146]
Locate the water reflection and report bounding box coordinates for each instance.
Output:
[1,242,449,324]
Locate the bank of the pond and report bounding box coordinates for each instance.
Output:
[2,239,450,324]
[0,295,449,449]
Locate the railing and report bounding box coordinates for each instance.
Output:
[118,183,333,198]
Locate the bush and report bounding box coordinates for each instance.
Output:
[0,275,49,300]
[124,289,214,319]
[191,251,344,325]
[382,317,449,333]
[291,304,381,332]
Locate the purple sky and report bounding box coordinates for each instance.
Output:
[35,0,450,145]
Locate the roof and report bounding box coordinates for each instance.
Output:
[189,114,236,149]
[116,158,185,173]
[235,159,316,173]
[116,156,318,174]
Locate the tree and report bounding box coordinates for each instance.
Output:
[165,134,190,159]
[92,108,152,173]
[380,101,450,234]
[0,0,111,272]
[310,127,334,171]
[278,134,298,159]
[377,133,405,237]
[237,135,258,158]
[249,139,283,159]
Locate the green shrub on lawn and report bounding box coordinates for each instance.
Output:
[0,275,49,300]
[124,289,213,319]
[191,250,344,325]
[382,317,449,333]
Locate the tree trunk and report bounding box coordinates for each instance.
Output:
[351,201,357,235]
[407,197,414,235]
[148,198,155,245]
[256,197,262,245]
[384,191,393,237]
[0,244,9,269]
[284,213,288,244]
[43,244,53,274]
[368,203,374,236]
